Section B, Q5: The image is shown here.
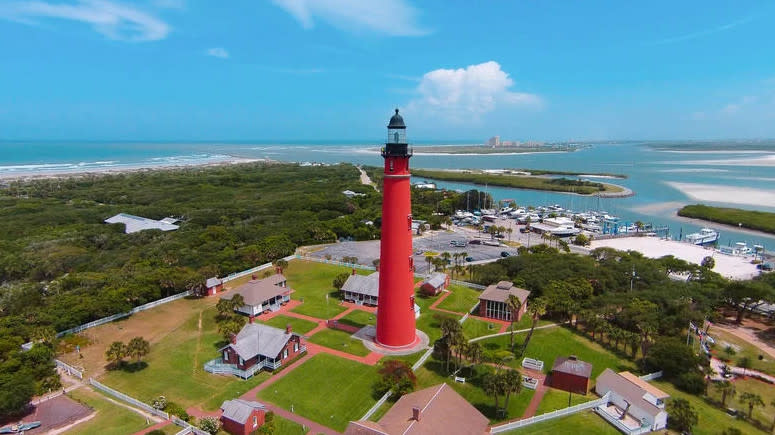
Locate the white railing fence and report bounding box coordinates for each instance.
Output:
[450,279,486,290]
[595,406,651,435]
[639,371,663,381]
[56,359,83,379]
[490,392,610,433]
[294,254,376,271]
[88,378,169,420]
[361,391,393,421]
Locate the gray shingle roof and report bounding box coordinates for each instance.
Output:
[221,274,289,306]
[479,281,530,304]
[229,323,294,361]
[552,356,593,378]
[221,399,267,424]
[342,272,380,297]
[595,369,666,416]
[422,273,447,289]
[206,277,222,288]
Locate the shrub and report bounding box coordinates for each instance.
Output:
[164,401,190,422]
[198,416,220,435]
[674,371,705,395]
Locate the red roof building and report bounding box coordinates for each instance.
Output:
[419,273,449,296]
[549,355,593,394]
[344,383,489,435]
[220,274,291,316]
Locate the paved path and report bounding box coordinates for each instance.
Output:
[713,322,775,359]
[519,369,549,419]
[357,166,378,192]
[469,323,560,343]
[305,342,383,366]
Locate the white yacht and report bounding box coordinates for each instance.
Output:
[685,228,719,246]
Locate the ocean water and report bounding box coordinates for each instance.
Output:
[1,140,774,248]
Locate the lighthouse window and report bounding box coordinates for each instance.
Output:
[389,159,394,172]
[410,295,415,309]
[407,215,412,231]
[409,256,414,271]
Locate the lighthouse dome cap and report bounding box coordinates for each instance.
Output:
[388,108,406,128]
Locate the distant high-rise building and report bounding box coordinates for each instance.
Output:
[487,136,501,147]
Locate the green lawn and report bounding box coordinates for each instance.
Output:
[436,284,482,314]
[100,305,271,411]
[415,357,534,422]
[707,378,775,430]
[307,328,371,356]
[502,410,620,434]
[463,317,501,338]
[260,314,319,335]
[534,387,590,414]
[272,414,307,435]
[256,353,379,431]
[337,309,376,329]
[476,326,635,379]
[416,311,459,344]
[284,260,358,319]
[708,327,775,376]
[66,387,151,435]
[652,380,758,435]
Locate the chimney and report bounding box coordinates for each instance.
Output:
[412,407,421,421]
[568,355,577,361]
[230,333,237,345]
[286,324,292,334]
[249,315,254,324]
[352,268,357,276]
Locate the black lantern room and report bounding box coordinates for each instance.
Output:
[383,109,411,157]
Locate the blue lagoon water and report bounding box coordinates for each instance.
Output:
[1,140,774,248]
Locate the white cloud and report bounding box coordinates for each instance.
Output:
[151,0,184,9]
[407,61,542,121]
[721,95,757,115]
[270,0,427,36]
[206,47,229,59]
[0,0,170,42]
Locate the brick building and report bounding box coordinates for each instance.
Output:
[477,281,530,322]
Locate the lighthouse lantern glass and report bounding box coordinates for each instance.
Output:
[388,128,406,144]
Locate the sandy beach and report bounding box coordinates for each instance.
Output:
[589,237,760,280]
[665,181,775,207]
[678,154,775,167]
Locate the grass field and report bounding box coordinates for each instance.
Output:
[652,380,758,435]
[476,326,636,379]
[99,305,271,411]
[436,284,481,313]
[66,387,151,435]
[271,414,306,434]
[256,353,379,431]
[534,387,590,414]
[307,328,371,356]
[709,327,775,376]
[260,314,319,335]
[284,260,361,319]
[337,309,376,329]
[463,317,501,338]
[503,410,620,434]
[416,310,458,343]
[707,378,775,429]
[414,357,534,422]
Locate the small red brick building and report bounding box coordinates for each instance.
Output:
[420,273,449,296]
[549,355,592,394]
[478,281,530,322]
[220,399,267,435]
[206,277,223,296]
[218,322,305,377]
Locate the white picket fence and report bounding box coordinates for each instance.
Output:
[294,254,376,271]
[88,378,169,420]
[450,279,486,290]
[221,253,295,283]
[489,392,611,433]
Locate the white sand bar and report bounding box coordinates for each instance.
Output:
[665,182,775,207]
[590,237,759,280]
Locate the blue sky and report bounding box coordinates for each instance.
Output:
[1,0,774,141]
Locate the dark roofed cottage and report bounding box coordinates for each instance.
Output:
[478,281,530,322]
[549,355,593,394]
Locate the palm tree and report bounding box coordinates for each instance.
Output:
[273,259,288,274]
[465,342,483,375]
[425,253,434,273]
[502,369,523,412]
[105,341,126,368]
[714,381,736,407]
[506,294,523,351]
[482,373,502,416]
[506,227,513,242]
[740,392,765,419]
[520,297,547,356]
[127,336,150,362]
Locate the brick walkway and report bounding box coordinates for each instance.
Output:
[131,420,173,435]
[520,369,549,419]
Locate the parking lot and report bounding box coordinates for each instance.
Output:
[310,227,519,274]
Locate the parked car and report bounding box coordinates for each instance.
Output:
[500,251,511,257]
[482,240,500,247]
[520,227,531,233]
[468,239,481,245]
[465,256,474,262]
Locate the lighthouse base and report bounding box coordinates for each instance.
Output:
[353,326,429,356]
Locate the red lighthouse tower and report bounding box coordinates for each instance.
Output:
[376,109,418,349]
